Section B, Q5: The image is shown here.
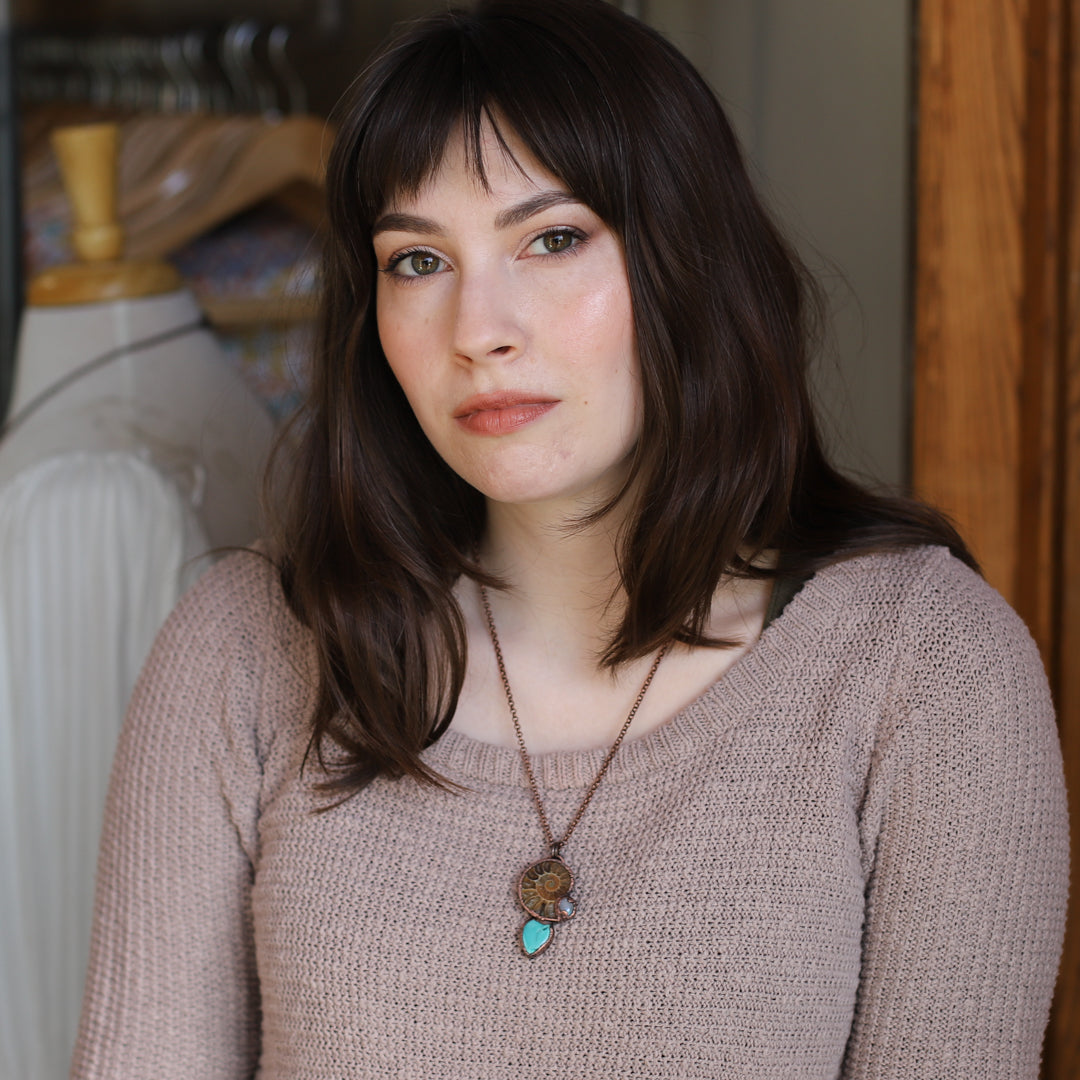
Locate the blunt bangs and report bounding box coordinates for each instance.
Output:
[337,0,705,232]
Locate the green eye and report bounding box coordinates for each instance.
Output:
[409,252,441,275]
[528,228,585,257]
[542,231,574,253]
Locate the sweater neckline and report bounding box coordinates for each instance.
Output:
[421,556,863,791]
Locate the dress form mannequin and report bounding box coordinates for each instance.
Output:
[2,121,275,547]
[0,123,276,1080]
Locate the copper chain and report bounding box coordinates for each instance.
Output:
[479,584,667,856]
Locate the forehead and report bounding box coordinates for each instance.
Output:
[381,118,568,214]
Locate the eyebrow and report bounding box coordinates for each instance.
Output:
[494,191,581,229]
[372,191,582,238]
[372,212,445,238]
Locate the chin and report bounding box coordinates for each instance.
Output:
[432,436,638,512]
[467,477,574,508]
[463,466,630,513]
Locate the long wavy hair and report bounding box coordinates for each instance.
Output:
[272,0,974,797]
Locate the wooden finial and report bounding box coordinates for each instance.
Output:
[28,122,181,306]
[51,122,125,262]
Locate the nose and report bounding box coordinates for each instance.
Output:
[450,267,524,365]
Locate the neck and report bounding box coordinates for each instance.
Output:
[454,494,774,757]
[478,495,631,662]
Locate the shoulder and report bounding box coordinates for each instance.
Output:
[789,545,1055,757]
[882,543,1032,645]
[157,546,309,668]
[806,543,993,617]
[132,547,316,763]
[805,544,1042,675]
[847,546,1050,715]
[822,546,1059,795]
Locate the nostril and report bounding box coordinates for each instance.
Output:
[490,345,513,356]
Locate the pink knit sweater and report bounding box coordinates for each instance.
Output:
[71,546,1068,1078]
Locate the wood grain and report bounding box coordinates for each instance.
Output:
[913,1,1079,1072]
[1046,0,1080,1070]
[913,0,1026,605]
[1016,0,1064,660]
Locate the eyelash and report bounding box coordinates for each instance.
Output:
[379,226,590,283]
[379,247,441,282]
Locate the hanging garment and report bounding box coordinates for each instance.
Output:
[0,451,209,1080]
[0,286,275,1080]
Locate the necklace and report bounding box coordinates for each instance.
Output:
[479,585,667,957]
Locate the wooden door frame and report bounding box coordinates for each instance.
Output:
[912,0,1078,1071]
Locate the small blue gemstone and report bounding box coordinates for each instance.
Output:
[558,897,575,918]
[521,919,553,956]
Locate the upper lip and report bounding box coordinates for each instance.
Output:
[452,391,559,418]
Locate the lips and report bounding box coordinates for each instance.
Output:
[453,391,559,435]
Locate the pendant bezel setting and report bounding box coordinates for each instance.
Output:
[517,856,577,923]
[516,855,578,957]
[519,917,555,957]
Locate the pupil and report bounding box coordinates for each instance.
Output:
[545,233,570,252]
[411,253,437,274]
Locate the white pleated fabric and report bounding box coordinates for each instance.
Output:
[0,451,208,1080]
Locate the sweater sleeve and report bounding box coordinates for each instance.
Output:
[69,554,275,1080]
[841,553,1069,1078]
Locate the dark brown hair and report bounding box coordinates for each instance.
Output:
[273,0,974,796]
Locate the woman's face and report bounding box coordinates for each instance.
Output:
[373,122,641,512]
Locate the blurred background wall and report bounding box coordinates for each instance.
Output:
[8,0,911,486]
[647,0,910,487]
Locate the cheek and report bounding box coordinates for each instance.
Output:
[579,275,633,328]
[376,291,433,401]
[563,276,638,396]
[376,287,412,360]
[558,257,634,349]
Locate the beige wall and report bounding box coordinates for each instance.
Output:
[641,0,910,487]
[36,0,908,484]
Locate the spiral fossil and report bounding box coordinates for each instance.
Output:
[518,858,574,921]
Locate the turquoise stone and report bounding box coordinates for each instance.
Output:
[521,918,553,956]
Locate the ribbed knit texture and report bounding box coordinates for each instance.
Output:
[71,546,1068,1079]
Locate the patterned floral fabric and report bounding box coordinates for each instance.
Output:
[24,163,316,422]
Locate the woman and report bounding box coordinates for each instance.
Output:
[71,1,1068,1076]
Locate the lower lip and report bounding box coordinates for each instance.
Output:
[455,402,557,435]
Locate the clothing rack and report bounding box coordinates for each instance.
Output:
[16,20,307,117]
[0,0,20,422]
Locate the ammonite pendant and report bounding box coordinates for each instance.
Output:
[517,856,577,957]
